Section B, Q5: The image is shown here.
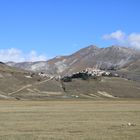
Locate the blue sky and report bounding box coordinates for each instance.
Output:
[0,0,140,62]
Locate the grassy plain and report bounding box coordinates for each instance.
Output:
[0,100,140,140]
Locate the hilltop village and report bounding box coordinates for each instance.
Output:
[26,67,119,82]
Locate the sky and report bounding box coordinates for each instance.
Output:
[0,0,140,62]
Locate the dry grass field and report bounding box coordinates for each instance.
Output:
[0,100,140,140]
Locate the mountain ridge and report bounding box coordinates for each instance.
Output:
[6,45,140,77]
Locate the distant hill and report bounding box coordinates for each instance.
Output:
[0,62,26,73]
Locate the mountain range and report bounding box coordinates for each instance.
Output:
[7,45,140,80]
[0,45,140,100]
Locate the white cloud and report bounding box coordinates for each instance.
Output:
[0,48,47,62]
[128,33,140,49]
[103,30,125,41]
[103,30,140,49]
[28,51,47,62]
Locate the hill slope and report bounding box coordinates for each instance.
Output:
[0,62,140,99]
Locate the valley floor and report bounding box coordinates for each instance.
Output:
[0,100,140,140]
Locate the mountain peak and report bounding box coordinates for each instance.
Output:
[86,45,98,49]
